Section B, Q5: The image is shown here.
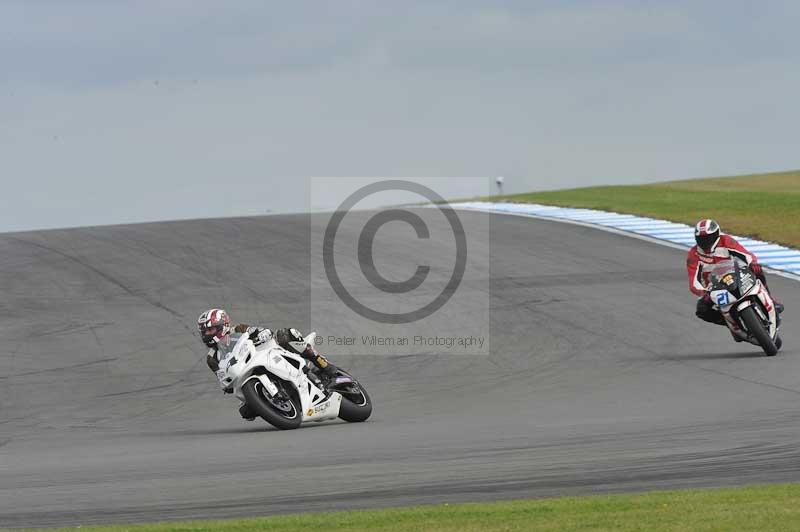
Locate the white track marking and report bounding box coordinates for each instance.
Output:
[449,202,800,283]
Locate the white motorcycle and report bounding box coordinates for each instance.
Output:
[216,331,372,430]
[708,258,783,356]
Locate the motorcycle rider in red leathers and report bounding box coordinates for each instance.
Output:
[197,309,336,420]
[687,219,784,329]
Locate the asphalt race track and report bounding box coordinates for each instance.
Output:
[1,210,799,528]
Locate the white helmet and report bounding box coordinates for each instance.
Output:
[694,219,721,253]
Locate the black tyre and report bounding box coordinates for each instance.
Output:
[242,378,303,430]
[338,384,373,423]
[740,306,778,357]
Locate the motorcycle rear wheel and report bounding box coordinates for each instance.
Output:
[338,384,373,423]
[740,306,778,357]
[242,378,303,430]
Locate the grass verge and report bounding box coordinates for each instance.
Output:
[492,170,800,248]
[16,484,800,532]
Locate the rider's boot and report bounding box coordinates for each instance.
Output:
[239,403,256,421]
[771,296,784,327]
[757,273,784,315]
[275,328,339,382]
[302,346,338,381]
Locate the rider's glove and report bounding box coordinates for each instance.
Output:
[250,328,273,346]
[751,263,763,275]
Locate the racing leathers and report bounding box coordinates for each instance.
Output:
[686,234,782,325]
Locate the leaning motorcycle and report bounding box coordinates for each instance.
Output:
[708,258,782,356]
[216,332,372,429]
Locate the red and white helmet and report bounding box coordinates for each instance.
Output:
[694,219,721,253]
[197,308,231,348]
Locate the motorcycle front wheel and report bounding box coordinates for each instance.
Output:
[740,306,778,357]
[242,378,303,430]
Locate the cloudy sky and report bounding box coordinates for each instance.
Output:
[2,1,798,232]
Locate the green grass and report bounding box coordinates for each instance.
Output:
[16,484,800,532]
[491,170,800,249]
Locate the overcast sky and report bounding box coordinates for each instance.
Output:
[2,1,798,232]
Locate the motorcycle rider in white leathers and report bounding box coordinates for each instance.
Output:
[197,308,336,420]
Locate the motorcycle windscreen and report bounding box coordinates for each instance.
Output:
[703,257,748,282]
[215,332,245,360]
